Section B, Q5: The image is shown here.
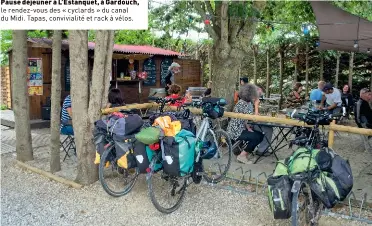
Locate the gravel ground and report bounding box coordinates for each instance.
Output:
[1,154,369,226]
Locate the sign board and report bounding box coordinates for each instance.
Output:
[143,57,156,86]
[27,58,43,96]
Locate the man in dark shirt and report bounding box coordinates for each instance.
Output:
[355,88,372,128]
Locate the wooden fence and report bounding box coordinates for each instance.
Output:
[101,103,372,148]
[1,66,11,109]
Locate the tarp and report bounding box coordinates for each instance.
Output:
[311,1,372,55]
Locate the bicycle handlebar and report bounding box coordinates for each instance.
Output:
[148,96,183,104]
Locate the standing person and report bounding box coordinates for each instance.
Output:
[320,83,342,114]
[227,84,264,164]
[164,62,181,95]
[341,84,354,117]
[284,82,304,109]
[106,88,125,108]
[60,95,73,135]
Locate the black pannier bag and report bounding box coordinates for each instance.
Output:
[133,141,151,174]
[309,171,340,208]
[330,155,353,201]
[267,175,292,219]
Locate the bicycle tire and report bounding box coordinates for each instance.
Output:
[147,153,187,214]
[98,147,139,197]
[203,129,232,184]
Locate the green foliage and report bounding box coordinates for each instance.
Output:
[0,104,7,110]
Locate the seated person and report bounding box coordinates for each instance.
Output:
[284,82,304,109]
[167,84,190,107]
[106,88,125,108]
[60,95,73,135]
[227,84,264,164]
[320,83,342,114]
[355,88,372,129]
[341,84,354,117]
[310,81,326,109]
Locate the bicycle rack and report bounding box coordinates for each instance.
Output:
[203,164,372,224]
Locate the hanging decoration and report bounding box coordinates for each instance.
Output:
[353,40,359,48]
[367,48,371,53]
[302,24,310,35]
[266,23,274,31]
[188,15,193,23]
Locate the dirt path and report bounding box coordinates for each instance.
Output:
[1,154,368,226]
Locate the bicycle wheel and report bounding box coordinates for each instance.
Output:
[98,147,139,197]
[291,182,314,226]
[147,152,187,214]
[202,129,232,183]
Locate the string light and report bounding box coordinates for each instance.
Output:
[354,40,359,48]
[368,48,371,53]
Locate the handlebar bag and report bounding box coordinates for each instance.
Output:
[267,175,292,219]
[201,98,226,119]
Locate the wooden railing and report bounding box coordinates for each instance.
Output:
[101,103,372,148]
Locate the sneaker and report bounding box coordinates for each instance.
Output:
[237,155,253,164]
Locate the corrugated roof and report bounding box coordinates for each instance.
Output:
[23,38,180,56]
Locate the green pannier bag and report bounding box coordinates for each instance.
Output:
[310,171,341,208]
[287,148,320,174]
[162,129,196,177]
[135,127,161,145]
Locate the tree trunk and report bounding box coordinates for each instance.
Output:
[305,43,309,95]
[348,52,354,93]
[99,31,115,109]
[211,53,240,110]
[252,45,258,84]
[11,30,33,162]
[335,52,340,87]
[208,45,212,81]
[266,49,271,97]
[89,30,115,121]
[69,30,115,185]
[294,47,299,83]
[69,30,97,185]
[319,52,324,81]
[278,49,284,109]
[50,30,62,173]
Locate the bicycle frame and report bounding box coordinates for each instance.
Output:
[194,116,219,163]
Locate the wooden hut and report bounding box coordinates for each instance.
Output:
[7,38,202,120]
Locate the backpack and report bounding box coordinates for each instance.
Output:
[162,129,196,177]
[267,175,292,219]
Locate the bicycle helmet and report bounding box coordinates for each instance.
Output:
[200,141,219,159]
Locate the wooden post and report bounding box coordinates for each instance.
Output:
[294,47,299,83]
[335,52,340,88]
[305,43,309,95]
[348,52,354,92]
[319,52,324,81]
[266,49,270,97]
[328,120,336,148]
